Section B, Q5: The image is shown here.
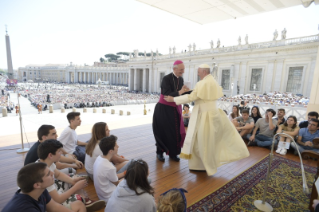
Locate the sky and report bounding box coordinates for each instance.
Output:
[0,0,318,69]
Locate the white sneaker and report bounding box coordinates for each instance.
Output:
[276,147,282,154]
[280,148,287,155]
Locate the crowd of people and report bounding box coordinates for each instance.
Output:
[3,112,187,212]
[226,105,319,156]
[220,91,309,107]
[19,84,160,109]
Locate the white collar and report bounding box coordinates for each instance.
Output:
[172,72,179,78]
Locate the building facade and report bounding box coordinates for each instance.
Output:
[17,34,319,97]
[128,34,319,97]
[18,63,129,85]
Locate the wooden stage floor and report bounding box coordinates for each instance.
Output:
[0,123,316,211]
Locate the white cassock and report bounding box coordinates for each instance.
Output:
[174,74,249,176]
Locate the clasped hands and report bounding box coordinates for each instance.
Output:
[164,85,189,102]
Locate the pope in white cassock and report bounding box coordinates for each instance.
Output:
[164,64,250,176]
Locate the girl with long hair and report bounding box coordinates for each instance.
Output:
[85,122,129,180]
[250,106,262,123]
[228,105,239,121]
[105,159,156,212]
[275,115,299,155]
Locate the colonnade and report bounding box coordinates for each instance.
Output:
[66,71,129,85]
[129,68,151,92]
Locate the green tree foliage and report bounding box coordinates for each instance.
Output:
[0,69,7,75]
[104,54,120,61]
[116,52,130,56]
[100,57,105,62]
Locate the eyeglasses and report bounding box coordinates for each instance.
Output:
[308,123,318,127]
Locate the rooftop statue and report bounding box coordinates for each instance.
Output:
[281,28,287,40]
[273,29,278,41]
[210,40,214,49]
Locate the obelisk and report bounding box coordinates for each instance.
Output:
[5,26,14,79]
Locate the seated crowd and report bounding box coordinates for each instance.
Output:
[20,84,160,109]
[3,111,187,212]
[229,105,319,156]
[220,91,310,106]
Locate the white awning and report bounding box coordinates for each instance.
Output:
[136,0,319,24]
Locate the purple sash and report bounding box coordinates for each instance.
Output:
[158,94,186,147]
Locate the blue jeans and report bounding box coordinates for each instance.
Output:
[290,142,319,154]
[254,134,276,147]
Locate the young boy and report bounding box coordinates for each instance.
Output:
[37,139,105,212]
[58,112,87,163]
[93,135,125,203]
[3,163,73,212]
[24,125,83,175]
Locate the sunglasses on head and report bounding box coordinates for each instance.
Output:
[133,159,145,165]
[161,188,188,212]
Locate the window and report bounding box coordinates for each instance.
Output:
[221,69,230,90]
[159,72,165,87]
[286,66,303,94]
[250,68,262,91]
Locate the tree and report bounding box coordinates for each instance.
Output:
[104,54,120,61]
[0,69,7,75]
[116,52,130,56]
[100,57,105,62]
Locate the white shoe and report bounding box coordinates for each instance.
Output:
[276,147,282,154]
[280,148,287,155]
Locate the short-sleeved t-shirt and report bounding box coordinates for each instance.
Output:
[299,121,309,129]
[93,155,118,202]
[235,116,254,126]
[58,126,77,154]
[280,124,300,132]
[255,118,278,138]
[24,141,41,166]
[299,128,319,143]
[2,189,51,212]
[85,142,103,175]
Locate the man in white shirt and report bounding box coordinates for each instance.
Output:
[93,135,125,203]
[58,112,87,163]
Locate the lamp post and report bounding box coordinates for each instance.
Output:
[16,92,29,153]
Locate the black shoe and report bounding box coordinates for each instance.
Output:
[247,140,257,146]
[189,169,206,172]
[157,153,165,162]
[169,155,180,162]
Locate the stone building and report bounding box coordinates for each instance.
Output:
[128,34,319,97]
[18,33,319,97]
